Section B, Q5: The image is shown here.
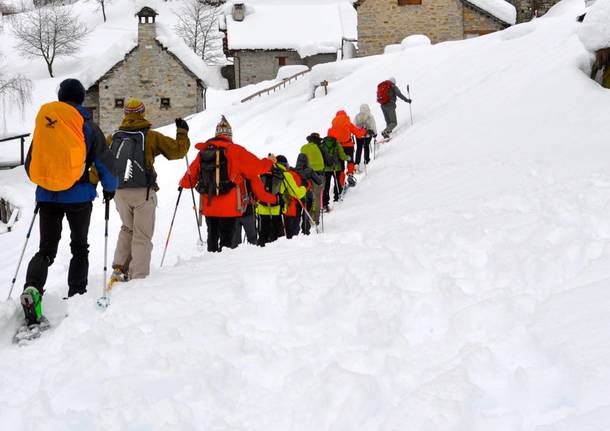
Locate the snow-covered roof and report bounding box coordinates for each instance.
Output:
[80,13,226,90]
[224,1,357,58]
[462,0,517,25]
[579,0,610,51]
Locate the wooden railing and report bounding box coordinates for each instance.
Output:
[0,133,30,168]
[241,69,311,103]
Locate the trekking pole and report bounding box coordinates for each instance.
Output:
[103,199,109,298]
[373,136,377,160]
[283,179,319,234]
[407,84,414,126]
[160,187,183,268]
[319,186,324,233]
[184,156,204,246]
[7,204,39,301]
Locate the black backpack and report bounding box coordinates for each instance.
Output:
[110,130,152,189]
[196,145,234,204]
[319,137,339,168]
[260,165,284,196]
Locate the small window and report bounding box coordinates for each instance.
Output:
[160,98,171,109]
[277,56,287,67]
[114,98,124,108]
[398,0,422,5]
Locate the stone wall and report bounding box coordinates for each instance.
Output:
[358,0,464,57]
[233,50,335,88]
[508,0,561,23]
[463,4,507,35]
[86,21,204,134]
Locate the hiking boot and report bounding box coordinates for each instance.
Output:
[21,286,43,325]
[110,266,129,283]
[381,131,389,139]
[347,174,357,187]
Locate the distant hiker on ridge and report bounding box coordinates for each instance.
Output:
[108,99,190,282]
[377,77,411,139]
[20,78,117,325]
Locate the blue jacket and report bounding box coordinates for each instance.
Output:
[26,104,117,203]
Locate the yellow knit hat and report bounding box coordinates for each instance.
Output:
[124,99,145,114]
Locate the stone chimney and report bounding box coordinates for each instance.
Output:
[136,6,158,46]
[232,3,245,22]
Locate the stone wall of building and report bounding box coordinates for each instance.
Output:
[463,4,507,36]
[358,0,465,57]
[508,0,561,23]
[87,21,204,134]
[233,50,334,88]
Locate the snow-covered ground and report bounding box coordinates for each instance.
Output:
[2,0,610,429]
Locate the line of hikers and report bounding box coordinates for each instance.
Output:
[16,76,411,325]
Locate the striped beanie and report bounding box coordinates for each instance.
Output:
[215,115,232,138]
[124,99,145,114]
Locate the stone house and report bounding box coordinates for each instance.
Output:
[83,6,216,134]
[219,2,357,88]
[356,0,517,57]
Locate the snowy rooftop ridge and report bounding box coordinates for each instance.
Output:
[463,0,517,25]
[79,6,226,90]
[223,1,357,58]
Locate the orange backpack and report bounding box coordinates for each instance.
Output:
[28,102,86,192]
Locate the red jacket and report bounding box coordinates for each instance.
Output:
[328,110,366,147]
[180,136,276,217]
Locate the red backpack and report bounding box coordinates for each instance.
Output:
[377,80,392,105]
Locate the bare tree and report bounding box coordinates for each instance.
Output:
[95,0,110,23]
[0,55,31,132]
[174,0,225,64]
[11,3,88,77]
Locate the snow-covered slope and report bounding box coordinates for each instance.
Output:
[2,1,610,430]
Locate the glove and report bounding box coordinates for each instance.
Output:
[178,186,183,192]
[175,118,189,131]
[103,190,115,202]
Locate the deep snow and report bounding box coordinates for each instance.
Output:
[1,0,610,430]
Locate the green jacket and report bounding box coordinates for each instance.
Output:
[300,142,325,172]
[256,165,306,216]
[321,137,348,172]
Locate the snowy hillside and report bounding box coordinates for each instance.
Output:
[2,0,610,429]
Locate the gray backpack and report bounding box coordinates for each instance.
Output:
[110,130,149,189]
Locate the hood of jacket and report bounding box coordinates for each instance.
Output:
[195,136,232,151]
[359,104,370,115]
[119,113,152,131]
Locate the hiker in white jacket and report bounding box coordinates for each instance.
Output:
[353,104,377,170]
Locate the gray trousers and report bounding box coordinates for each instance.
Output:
[381,103,398,134]
[113,188,157,279]
[311,181,324,223]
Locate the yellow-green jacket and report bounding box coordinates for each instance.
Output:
[256,165,306,216]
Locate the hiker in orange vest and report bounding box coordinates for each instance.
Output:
[327,110,365,189]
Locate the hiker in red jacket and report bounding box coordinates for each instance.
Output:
[179,116,278,252]
[327,110,365,189]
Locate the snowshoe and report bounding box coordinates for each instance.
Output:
[347,174,357,187]
[13,316,51,345]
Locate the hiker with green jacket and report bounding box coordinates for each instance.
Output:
[106,99,190,281]
[320,136,348,210]
[256,155,306,246]
[300,132,325,224]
